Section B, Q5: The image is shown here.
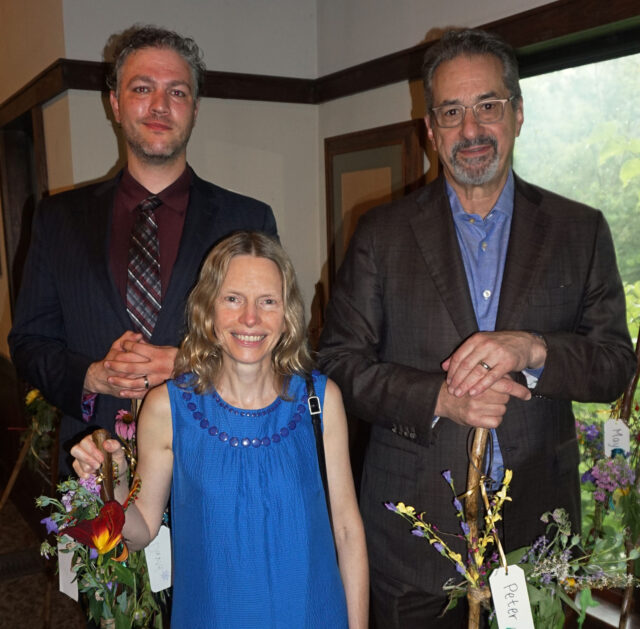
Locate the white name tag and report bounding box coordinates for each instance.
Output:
[604,419,630,457]
[145,524,172,592]
[57,540,78,601]
[604,419,631,456]
[489,565,534,629]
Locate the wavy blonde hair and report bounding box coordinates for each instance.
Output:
[174,231,314,394]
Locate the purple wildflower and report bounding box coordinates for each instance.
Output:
[433,542,444,553]
[585,424,599,441]
[455,563,466,575]
[411,529,425,537]
[61,491,75,512]
[460,521,471,536]
[453,497,463,512]
[442,470,453,484]
[384,502,398,512]
[79,475,101,496]
[90,548,99,560]
[581,470,595,484]
[41,516,58,535]
[594,489,607,503]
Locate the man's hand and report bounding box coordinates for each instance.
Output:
[83,331,178,399]
[112,339,178,397]
[435,375,532,429]
[442,331,547,399]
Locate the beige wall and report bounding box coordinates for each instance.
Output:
[0,0,65,104]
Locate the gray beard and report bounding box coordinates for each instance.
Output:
[450,136,499,185]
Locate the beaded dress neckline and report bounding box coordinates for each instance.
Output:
[174,373,312,449]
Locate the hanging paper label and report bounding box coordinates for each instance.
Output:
[489,565,534,629]
[58,540,78,601]
[145,524,172,592]
[604,419,630,457]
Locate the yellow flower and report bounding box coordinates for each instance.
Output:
[396,503,416,516]
[26,389,42,406]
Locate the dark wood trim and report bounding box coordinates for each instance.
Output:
[203,71,315,103]
[1,0,639,125]
[30,106,49,202]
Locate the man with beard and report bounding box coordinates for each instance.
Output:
[318,28,635,627]
[9,26,277,473]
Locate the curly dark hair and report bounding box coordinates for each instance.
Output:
[106,25,206,98]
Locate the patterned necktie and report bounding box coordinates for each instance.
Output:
[126,195,162,339]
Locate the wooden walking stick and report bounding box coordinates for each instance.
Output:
[465,426,490,629]
[92,428,114,503]
[618,328,640,629]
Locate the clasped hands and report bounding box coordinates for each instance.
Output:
[84,330,178,399]
[436,331,547,429]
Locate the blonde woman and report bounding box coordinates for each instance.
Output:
[72,231,368,628]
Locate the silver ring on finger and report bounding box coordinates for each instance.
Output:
[478,360,492,371]
[143,375,150,390]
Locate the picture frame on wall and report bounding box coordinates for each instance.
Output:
[324,118,438,288]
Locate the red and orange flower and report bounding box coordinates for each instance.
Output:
[63,500,128,561]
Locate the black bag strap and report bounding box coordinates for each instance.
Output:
[306,374,333,531]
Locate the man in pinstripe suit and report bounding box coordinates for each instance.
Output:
[9,26,276,473]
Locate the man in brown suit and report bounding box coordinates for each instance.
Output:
[318,28,635,627]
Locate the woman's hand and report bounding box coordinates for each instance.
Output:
[71,434,127,479]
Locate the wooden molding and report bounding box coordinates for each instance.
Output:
[1,0,639,127]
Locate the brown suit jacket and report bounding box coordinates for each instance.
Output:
[318,173,635,593]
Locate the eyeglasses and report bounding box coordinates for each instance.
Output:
[431,96,516,128]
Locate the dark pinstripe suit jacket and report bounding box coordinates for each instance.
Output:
[318,173,635,593]
[9,169,277,472]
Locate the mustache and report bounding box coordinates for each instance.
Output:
[452,135,497,158]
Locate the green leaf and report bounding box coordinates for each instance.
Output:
[558,586,579,613]
[112,561,136,588]
[577,588,599,627]
[505,546,529,564]
[117,590,128,613]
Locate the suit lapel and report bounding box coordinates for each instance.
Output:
[410,180,478,340]
[496,175,550,330]
[154,174,214,340]
[81,178,132,329]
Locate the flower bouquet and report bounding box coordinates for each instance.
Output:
[37,409,166,629]
[387,468,640,628]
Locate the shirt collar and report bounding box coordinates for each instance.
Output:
[120,165,192,215]
[446,169,515,223]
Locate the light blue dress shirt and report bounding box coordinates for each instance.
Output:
[446,170,515,486]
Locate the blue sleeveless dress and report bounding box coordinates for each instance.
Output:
[167,372,348,629]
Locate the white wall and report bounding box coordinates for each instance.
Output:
[317,0,552,75]
[62,0,318,78]
[187,99,320,311]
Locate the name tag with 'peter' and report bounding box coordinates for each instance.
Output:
[489,565,534,629]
